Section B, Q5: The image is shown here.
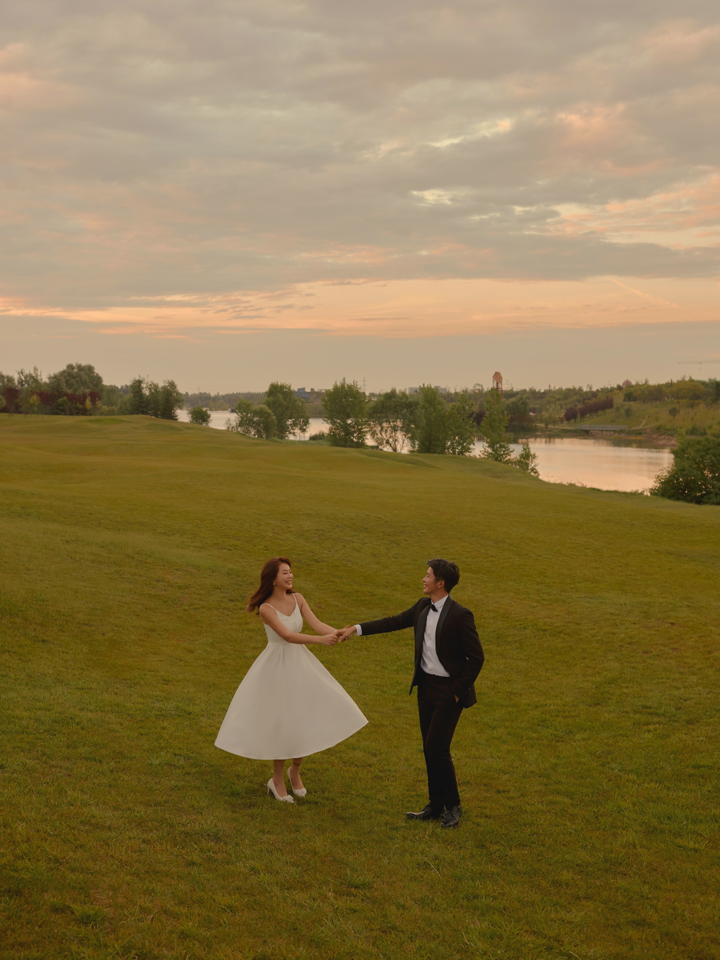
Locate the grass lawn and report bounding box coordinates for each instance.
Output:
[1,415,718,960]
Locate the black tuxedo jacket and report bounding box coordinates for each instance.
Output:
[359,596,484,708]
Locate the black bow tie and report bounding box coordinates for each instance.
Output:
[430,603,438,612]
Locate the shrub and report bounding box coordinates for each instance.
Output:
[651,435,720,505]
[515,442,540,477]
[189,407,211,426]
[564,396,614,423]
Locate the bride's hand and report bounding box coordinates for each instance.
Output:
[319,633,339,646]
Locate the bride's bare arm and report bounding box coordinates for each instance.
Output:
[294,593,338,636]
[259,603,337,646]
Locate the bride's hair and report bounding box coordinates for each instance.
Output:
[247,556,292,613]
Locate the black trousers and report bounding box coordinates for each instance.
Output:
[417,670,464,813]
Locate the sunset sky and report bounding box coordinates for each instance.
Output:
[2,0,719,391]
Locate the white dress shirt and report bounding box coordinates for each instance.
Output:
[419,594,450,677]
[354,594,450,678]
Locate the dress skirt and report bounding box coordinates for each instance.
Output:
[215,621,368,761]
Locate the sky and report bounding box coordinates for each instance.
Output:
[1,0,719,392]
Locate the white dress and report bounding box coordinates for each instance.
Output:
[215,597,368,760]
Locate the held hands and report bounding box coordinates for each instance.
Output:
[319,633,340,646]
[319,625,357,646]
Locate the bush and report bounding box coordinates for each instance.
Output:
[651,434,720,505]
[515,442,540,477]
[564,396,614,423]
[189,407,211,426]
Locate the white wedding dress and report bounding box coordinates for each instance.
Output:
[215,597,368,760]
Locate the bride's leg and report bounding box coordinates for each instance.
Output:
[289,757,304,791]
[273,759,289,796]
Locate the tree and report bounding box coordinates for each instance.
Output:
[159,380,183,421]
[48,363,103,395]
[323,380,367,447]
[2,386,20,415]
[415,385,448,453]
[24,393,42,416]
[445,391,477,456]
[265,382,310,439]
[506,394,533,430]
[479,388,513,463]
[231,399,278,439]
[16,367,44,391]
[189,406,212,426]
[129,378,148,415]
[651,434,720,505]
[145,380,162,418]
[367,389,418,452]
[515,442,540,477]
[670,379,706,402]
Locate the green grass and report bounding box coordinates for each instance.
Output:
[1,415,719,960]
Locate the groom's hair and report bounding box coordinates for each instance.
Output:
[427,558,460,592]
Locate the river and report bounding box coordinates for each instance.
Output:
[177,411,673,493]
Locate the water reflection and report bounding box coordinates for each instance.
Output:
[178,412,673,493]
[495,438,673,493]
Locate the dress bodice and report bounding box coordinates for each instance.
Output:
[263,597,303,644]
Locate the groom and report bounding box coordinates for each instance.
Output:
[339,558,484,828]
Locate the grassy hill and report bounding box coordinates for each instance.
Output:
[557,396,720,439]
[1,416,718,960]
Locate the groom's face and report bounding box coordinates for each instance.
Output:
[422,567,445,595]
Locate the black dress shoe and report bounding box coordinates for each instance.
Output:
[440,805,462,828]
[406,804,442,821]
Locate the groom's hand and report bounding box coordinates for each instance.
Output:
[338,625,356,643]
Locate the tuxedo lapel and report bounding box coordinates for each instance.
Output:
[435,595,453,649]
[415,601,431,663]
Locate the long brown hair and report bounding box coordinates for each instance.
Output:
[247,557,292,613]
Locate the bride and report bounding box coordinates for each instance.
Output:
[215,557,368,802]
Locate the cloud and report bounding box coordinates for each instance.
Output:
[0,0,719,338]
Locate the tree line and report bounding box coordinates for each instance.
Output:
[223,380,539,474]
[0,364,184,420]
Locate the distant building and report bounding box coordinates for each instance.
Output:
[492,371,503,393]
[295,387,326,400]
[622,379,633,389]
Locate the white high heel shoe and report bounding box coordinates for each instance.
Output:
[267,778,294,803]
[287,766,307,798]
